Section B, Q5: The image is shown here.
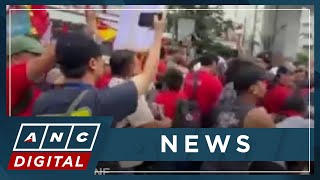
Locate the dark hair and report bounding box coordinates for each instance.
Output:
[163,68,183,91]
[233,63,266,94]
[257,51,272,69]
[110,50,135,77]
[282,91,306,113]
[56,32,102,78]
[199,53,219,66]
[272,65,292,85]
[160,47,166,59]
[60,66,88,79]
[224,59,254,84]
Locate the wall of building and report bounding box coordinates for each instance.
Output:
[223,5,305,59]
[298,9,314,52]
[270,6,301,59]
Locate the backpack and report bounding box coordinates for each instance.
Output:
[36,90,91,117]
[172,72,201,128]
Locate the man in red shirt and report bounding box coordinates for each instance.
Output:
[155,68,186,120]
[183,54,223,127]
[6,36,55,116]
[264,66,295,115]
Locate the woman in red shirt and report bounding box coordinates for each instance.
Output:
[155,68,186,120]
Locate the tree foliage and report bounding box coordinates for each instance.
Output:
[167,5,225,41]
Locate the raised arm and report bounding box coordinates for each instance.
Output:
[131,13,166,96]
[27,44,56,81]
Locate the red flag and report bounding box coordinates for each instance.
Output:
[29,5,50,37]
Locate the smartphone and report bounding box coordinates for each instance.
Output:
[138,12,162,28]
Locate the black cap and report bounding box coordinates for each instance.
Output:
[56,32,102,68]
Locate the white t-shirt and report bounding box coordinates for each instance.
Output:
[108,77,154,128]
[109,77,155,168]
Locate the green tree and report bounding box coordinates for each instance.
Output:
[167,5,225,41]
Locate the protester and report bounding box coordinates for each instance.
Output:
[218,59,253,106]
[157,47,168,82]
[184,53,223,128]
[249,93,314,173]
[263,65,295,115]
[108,49,172,128]
[6,36,55,116]
[155,68,187,120]
[33,14,167,121]
[202,62,274,172]
[212,62,272,129]
[293,66,308,89]
[277,92,314,128]
[279,95,313,174]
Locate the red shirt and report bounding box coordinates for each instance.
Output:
[263,84,292,115]
[6,63,41,116]
[155,90,187,119]
[183,70,223,115]
[95,73,112,89]
[157,60,167,81]
[20,88,41,116]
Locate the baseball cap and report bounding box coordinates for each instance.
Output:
[56,32,102,68]
[9,36,44,56]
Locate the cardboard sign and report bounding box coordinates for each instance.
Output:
[113,5,165,52]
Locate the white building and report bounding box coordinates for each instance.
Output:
[298,9,314,52]
[223,5,313,59]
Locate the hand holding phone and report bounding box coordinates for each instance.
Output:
[138,12,166,30]
[153,12,166,33]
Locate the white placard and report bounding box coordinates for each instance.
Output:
[113,5,165,51]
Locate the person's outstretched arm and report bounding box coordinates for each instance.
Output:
[27,44,56,81]
[96,13,167,121]
[131,14,166,96]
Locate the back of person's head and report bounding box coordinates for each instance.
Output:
[198,53,219,66]
[110,50,135,77]
[256,51,272,69]
[56,32,102,78]
[163,68,183,91]
[282,91,306,115]
[225,59,254,84]
[273,65,295,87]
[233,63,267,96]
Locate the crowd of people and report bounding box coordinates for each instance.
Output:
[6,13,314,173]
